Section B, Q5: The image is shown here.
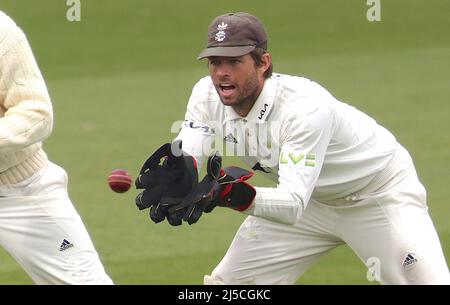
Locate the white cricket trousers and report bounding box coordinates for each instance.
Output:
[207,150,450,284]
[0,162,113,284]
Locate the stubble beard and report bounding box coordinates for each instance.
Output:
[217,71,261,116]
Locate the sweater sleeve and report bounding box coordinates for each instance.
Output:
[0,20,53,154]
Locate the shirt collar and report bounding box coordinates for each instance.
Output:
[224,76,277,123]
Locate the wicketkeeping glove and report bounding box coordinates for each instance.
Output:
[135,140,198,226]
[212,166,256,211]
[170,151,256,225]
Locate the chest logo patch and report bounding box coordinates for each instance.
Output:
[280,152,316,167]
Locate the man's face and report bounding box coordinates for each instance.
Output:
[208,54,266,112]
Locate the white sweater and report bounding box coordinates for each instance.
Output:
[0,11,52,184]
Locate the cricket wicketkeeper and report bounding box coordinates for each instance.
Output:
[135,12,450,284]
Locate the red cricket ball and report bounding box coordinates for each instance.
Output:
[108,169,133,193]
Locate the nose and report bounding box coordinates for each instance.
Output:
[212,62,231,79]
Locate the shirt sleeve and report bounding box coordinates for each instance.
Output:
[174,78,217,171]
[0,24,53,154]
[244,102,334,225]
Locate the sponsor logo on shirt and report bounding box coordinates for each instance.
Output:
[258,103,269,120]
[184,120,214,134]
[280,151,316,167]
[223,133,238,144]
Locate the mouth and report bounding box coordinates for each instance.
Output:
[218,83,236,99]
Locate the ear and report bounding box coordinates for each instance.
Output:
[260,52,272,74]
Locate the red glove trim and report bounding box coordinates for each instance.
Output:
[192,157,198,170]
[219,184,233,200]
[233,181,256,212]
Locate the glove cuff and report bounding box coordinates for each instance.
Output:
[217,167,256,211]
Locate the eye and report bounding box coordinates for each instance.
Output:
[209,58,220,66]
[229,58,241,65]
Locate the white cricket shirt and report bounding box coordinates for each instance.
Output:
[176,74,399,224]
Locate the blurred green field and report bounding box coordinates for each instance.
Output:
[0,0,448,284]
